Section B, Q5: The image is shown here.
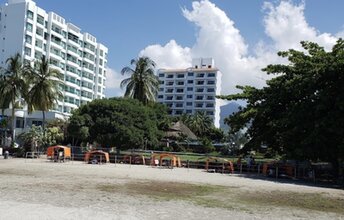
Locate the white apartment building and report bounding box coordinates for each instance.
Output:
[157,58,222,128]
[0,0,108,136]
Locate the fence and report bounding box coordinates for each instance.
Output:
[19,147,343,186]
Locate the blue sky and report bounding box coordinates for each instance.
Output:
[2,0,344,97]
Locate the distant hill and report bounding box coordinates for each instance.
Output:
[220,102,241,131]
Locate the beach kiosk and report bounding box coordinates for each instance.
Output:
[150,153,181,168]
[205,157,234,174]
[84,150,110,164]
[47,145,71,162]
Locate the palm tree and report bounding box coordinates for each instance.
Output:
[0,53,29,141]
[120,57,159,105]
[184,111,213,136]
[26,56,63,137]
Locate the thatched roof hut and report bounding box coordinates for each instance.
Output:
[165,121,197,140]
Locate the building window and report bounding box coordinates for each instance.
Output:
[176,103,183,108]
[177,81,184,85]
[159,73,164,77]
[167,74,173,79]
[166,89,173,93]
[159,88,164,92]
[207,88,215,92]
[208,73,215,77]
[36,27,43,36]
[177,74,184,78]
[208,80,215,85]
[207,111,214,115]
[166,81,174,86]
[196,96,203,100]
[35,40,43,48]
[25,35,32,44]
[176,96,183,100]
[206,103,214,108]
[27,10,33,20]
[24,47,31,56]
[186,110,192,114]
[34,51,42,59]
[187,87,193,91]
[176,89,184,93]
[187,80,194,84]
[186,102,192,106]
[158,95,163,99]
[175,110,183,115]
[188,72,194,77]
[26,23,33,32]
[159,80,164,85]
[196,81,204,85]
[187,95,193,99]
[196,88,204,93]
[197,73,205,77]
[37,15,44,25]
[32,120,43,126]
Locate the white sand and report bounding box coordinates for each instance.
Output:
[0,158,343,220]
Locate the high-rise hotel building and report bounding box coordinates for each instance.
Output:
[0,0,107,137]
[0,0,108,115]
[157,58,222,128]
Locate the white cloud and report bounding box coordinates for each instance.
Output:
[138,0,340,96]
[105,67,125,97]
[263,1,337,51]
[139,40,191,69]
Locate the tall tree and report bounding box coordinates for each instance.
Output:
[219,40,344,177]
[0,53,29,141]
[26,56,63,137]
[182,111,213,137]
[120,57,159,105]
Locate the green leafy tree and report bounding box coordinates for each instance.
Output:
[0,53,29,141]
[18,125,43,152]
[120,57,159,105]
[219,40,344,177]
[26,56,63,137]
[67,114,91,146]
[67,98,167,150]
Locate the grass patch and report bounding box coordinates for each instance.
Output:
[98,181,344,214]
[99,181,219,201]
[239,190,344,214]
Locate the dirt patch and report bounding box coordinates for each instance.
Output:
[239,190,344,214]
[98,180,344,214]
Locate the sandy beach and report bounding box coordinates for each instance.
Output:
[0,158,343,220]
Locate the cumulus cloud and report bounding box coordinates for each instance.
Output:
[105,67,125,97]
[139,40,191,69]
[139,0,340,96]
[263,1,337,51]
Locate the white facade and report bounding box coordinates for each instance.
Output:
[157,58,222,128]
[0,0,108,116]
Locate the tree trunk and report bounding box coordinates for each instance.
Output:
[1,108,4,146]
[42,110,46,137]
[11,99,15,143]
